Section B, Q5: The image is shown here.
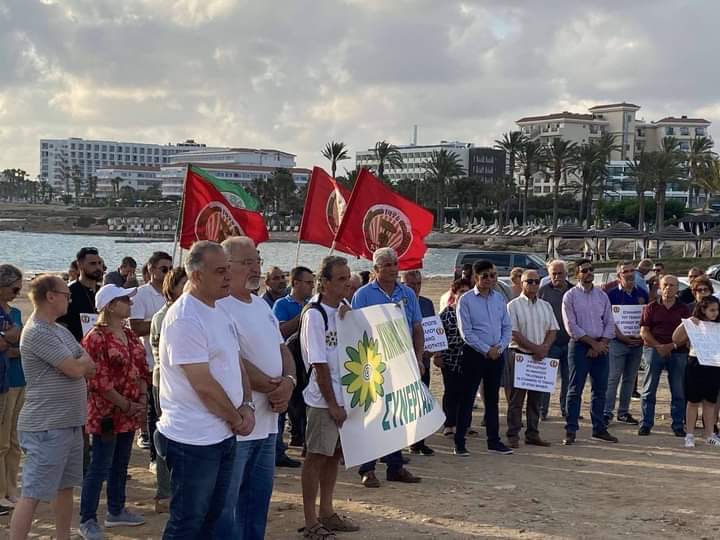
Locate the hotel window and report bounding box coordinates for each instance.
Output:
[696,127,706,136]
[666,127,675,135]
[680,127,689,136]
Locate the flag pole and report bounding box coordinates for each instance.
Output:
[171,163,190,262]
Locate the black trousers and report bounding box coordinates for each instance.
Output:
[441,366,464,428]
[455,345,504,449]
[147,386,158,461]
[287,390,307,443]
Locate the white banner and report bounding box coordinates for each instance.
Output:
[422,316,448,353]
[80,313,98,336]
[611,305,643,336]
[682,319,720,367]
[513,353,559,393]
[337,304,445,468]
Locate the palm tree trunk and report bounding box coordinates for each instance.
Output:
[704,189,711,212]
[551,170,560,230]
[522,179,529,225]
[656,183,665,232]
[638,193,645,232]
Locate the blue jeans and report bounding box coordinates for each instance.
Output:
[215,435,276,539]
[565,340,609,434]
[605,340,643,418]
[155,431,236,540]
[540,343,569,417]
[640,347,688,431]
[80,432,134,523]
[358,450,403,476]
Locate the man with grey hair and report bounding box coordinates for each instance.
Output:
[538,260,572,419]
[347,273,363,300]
[155,240,255,539]
[351,247,423,487]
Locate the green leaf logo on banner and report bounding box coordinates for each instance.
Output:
[341,332,387,412]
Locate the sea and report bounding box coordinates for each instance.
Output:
[0,230,460,277]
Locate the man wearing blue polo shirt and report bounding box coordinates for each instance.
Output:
[604,261,648,426]
[351,247,423,488]
[272,266,315,468]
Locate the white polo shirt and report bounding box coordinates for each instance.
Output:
[507,293,559,352]
[130,283,166,370]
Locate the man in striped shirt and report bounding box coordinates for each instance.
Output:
[505,270,558,448]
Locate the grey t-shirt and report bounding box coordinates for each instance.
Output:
[18,315,87,431]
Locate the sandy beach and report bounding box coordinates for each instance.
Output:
[1,279,716,539]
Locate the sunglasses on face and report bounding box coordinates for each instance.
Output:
[480,272,497,279]
[579,267,594,274]
[523,279,541,285]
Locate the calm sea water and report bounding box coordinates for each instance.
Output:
[0,231,459,276]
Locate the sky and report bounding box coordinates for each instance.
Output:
[1,0,718,178]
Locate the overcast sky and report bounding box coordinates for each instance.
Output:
[1,0,717,177]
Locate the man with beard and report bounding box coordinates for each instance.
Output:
[58,247,103,342]
[215,237,296,539]
[262,267,287,308]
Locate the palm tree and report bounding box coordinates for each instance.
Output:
[626,152,657,232]
[546,139,578,229]
[495,131,527,221]
[374,140,404,180]
[573,143,604,226]
[686,136,715,208]
[321,141,350,179]
[517,139,544,225]
[654,137,684,231]
[422,150,465,229]
[693,158,720,212]
[111,176,123,198]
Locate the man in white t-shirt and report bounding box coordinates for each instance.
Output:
[130,250,172,454]
[155,241,255,540]
[300,256,360,538]
[215,237,297,540]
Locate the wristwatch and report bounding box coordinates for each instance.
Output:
[285,374,298,387]
[241,400,256,411]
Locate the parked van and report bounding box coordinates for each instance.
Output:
[454,251,548,278]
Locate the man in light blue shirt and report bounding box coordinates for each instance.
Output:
[351,247,423,488]
[456,259,513,457]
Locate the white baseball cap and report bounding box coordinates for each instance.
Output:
[95,284,137,312]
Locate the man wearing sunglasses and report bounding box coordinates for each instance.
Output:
[456,260,513,456]
[58,247,103,343]
[561,259,617,445]
[130,251,173,459]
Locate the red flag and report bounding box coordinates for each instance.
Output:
[298,167,355,254]
[333,168,434,270]
[179,165,269,248]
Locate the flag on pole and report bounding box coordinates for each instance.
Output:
[333,168,434,270]
[298,167,355,254]
[179,165,269,248]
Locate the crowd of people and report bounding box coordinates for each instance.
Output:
[0,241,716,539]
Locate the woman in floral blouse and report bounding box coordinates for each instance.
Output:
[79,285,149,538]
[434,278,471,437]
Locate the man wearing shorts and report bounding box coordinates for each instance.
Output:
[300,256,359,540]
[10,275,96,540]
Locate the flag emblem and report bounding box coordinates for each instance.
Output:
[362,204,413,257]
[326,189,346,234]
[195,201,245,242]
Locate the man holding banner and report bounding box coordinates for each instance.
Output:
[352,248,423,487]
[505,270,558,448]
[604,262,648,426]
[300,256,360,538]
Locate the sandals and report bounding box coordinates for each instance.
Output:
[320,512,360,532]
[303,523,336,539]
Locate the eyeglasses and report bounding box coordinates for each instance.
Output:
[480,272,497,279]
[523,279,541,285]
[230,258,263,266]
[695,287,711,293]
[579,267,594,274]
[51,290,72,302]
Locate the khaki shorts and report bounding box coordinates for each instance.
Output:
[305,406,341,457]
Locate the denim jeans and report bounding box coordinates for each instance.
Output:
[455,345,504,449]
[215,435,276,540]
[358,450,403,476]
[155,431,236,540]
[605,340,643,419]
[80,432,134,523]
[540,343,569,417]
[565,340,609,434]
[640,347,688,431]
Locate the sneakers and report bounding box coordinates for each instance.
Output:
[386,468,421,483]
[360,471,380,488]
[673,428,687,438]
[488,442,513,455]
[631,391,641,400]
[0,497,15,508]
[443,426,455,437]
[409,443,435,456]
[617,414,639,425]
[136,434,151,450]
[563,431,576,445]
[507,437,520,449]
[454,446,470,457]
[638,426,651,436]
[105,509,145,528]
[276,454,302,468]
[525,436,551,447]
[591,430,619,443]
[79,519,104,540]
[685,434,696,448]
[706,435,720,447]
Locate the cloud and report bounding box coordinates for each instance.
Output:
[0,0,719,176]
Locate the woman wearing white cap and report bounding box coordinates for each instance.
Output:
[78,285,149,540]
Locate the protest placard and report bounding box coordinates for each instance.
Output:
[80,313,98,336]
[611,305,643,336]
[337,304,446,467]
[682,318,720,367]
[512,353,559,393]
[422,315,448,352]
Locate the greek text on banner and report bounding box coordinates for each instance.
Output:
[512,353,559,393]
